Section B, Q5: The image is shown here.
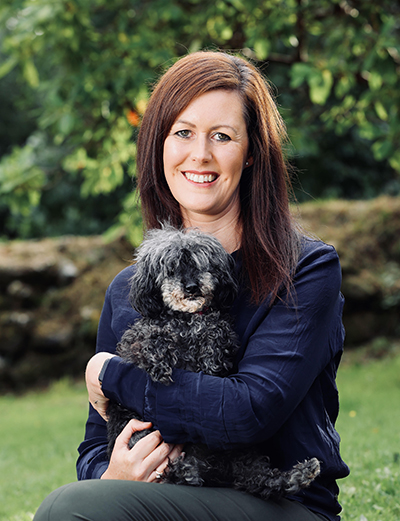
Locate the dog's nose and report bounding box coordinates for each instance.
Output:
[185,282,199,295]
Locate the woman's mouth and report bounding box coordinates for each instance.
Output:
[183,172,218,184]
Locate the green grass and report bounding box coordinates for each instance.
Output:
[336,346,400,520]
[0,379,88,521]
[1,349,400,521]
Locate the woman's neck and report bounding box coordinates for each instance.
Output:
[181,206,242,254]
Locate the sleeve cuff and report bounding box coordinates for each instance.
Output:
[101,356,148,417]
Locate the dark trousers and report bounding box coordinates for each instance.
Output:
[33,480,328,521]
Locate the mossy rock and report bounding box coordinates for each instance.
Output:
[0,236,133,392]
[298,196,400,344]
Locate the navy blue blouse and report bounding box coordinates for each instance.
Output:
[77,237,350,520]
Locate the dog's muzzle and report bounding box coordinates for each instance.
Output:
[161,273,214,313]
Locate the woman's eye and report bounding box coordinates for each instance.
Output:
[214,132,231,142]
[175,129,191,138]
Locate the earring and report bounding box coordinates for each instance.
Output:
[245,161,249,166]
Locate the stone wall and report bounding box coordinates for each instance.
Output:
[1,196,399,392]
[299,197,400,344]
[0,236,133,392]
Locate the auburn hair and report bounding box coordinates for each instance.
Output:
[137,51,300,304]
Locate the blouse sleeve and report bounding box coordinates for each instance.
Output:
[100,241,345,450]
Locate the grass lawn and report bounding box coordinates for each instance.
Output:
[1,346,400,521]
[336,344,400,520]
[0,379,89,521]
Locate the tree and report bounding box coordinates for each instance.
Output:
[0,0,399,240]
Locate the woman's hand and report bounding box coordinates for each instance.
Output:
[101,419,184,482]
[85,352,116,420]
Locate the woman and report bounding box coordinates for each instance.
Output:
[34,51,349,521]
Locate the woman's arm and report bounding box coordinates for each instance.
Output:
[96,241,344,450]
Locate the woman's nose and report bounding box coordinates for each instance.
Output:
[191,136,212,163]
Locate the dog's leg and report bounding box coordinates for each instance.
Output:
[162,452,209,486]
[184,314,239,376]
[232,455,320,500]
[281,458,321,494]
[117,321,180,385]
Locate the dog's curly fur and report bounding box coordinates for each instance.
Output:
[106,225,320,499]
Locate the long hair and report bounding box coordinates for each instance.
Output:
[137,51,300,304]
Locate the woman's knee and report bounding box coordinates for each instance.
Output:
[34,483,77,521]
[34,479,158,521]
[34,480,115,521]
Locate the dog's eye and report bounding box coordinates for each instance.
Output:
[165,266,176,278]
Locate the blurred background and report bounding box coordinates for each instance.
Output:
[0,0,399,391]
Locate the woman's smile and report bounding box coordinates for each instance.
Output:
[183,170,218,184]
[163,89,252,223]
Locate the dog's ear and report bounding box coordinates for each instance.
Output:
[129,257,164,318]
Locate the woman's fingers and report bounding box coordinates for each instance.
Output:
[103,418,184,482]
[114,419,153,451]
[168,444,185,463]
[129,428,184,482]
[147,442,185,482]
[151,443,185,481]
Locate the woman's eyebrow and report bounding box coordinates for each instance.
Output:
[172,119,194,127]
[172,120,238,134]
[210,124,238,134]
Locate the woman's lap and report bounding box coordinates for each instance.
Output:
[33,480,326,521]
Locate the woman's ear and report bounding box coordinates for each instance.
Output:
[245,156,254,167]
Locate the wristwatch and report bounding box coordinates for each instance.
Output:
[98,357,112,390]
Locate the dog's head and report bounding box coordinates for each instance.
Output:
[129,225,238,318]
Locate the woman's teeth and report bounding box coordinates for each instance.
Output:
[184,172,217,184]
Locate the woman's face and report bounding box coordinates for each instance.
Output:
[163,89,252,224]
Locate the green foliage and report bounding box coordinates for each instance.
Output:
[0,0,399,239]
[0,136,46,215]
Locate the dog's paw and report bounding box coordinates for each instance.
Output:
[285,457,321,494]
[161,454,208,487]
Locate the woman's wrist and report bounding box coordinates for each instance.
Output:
[86,352,115,385]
